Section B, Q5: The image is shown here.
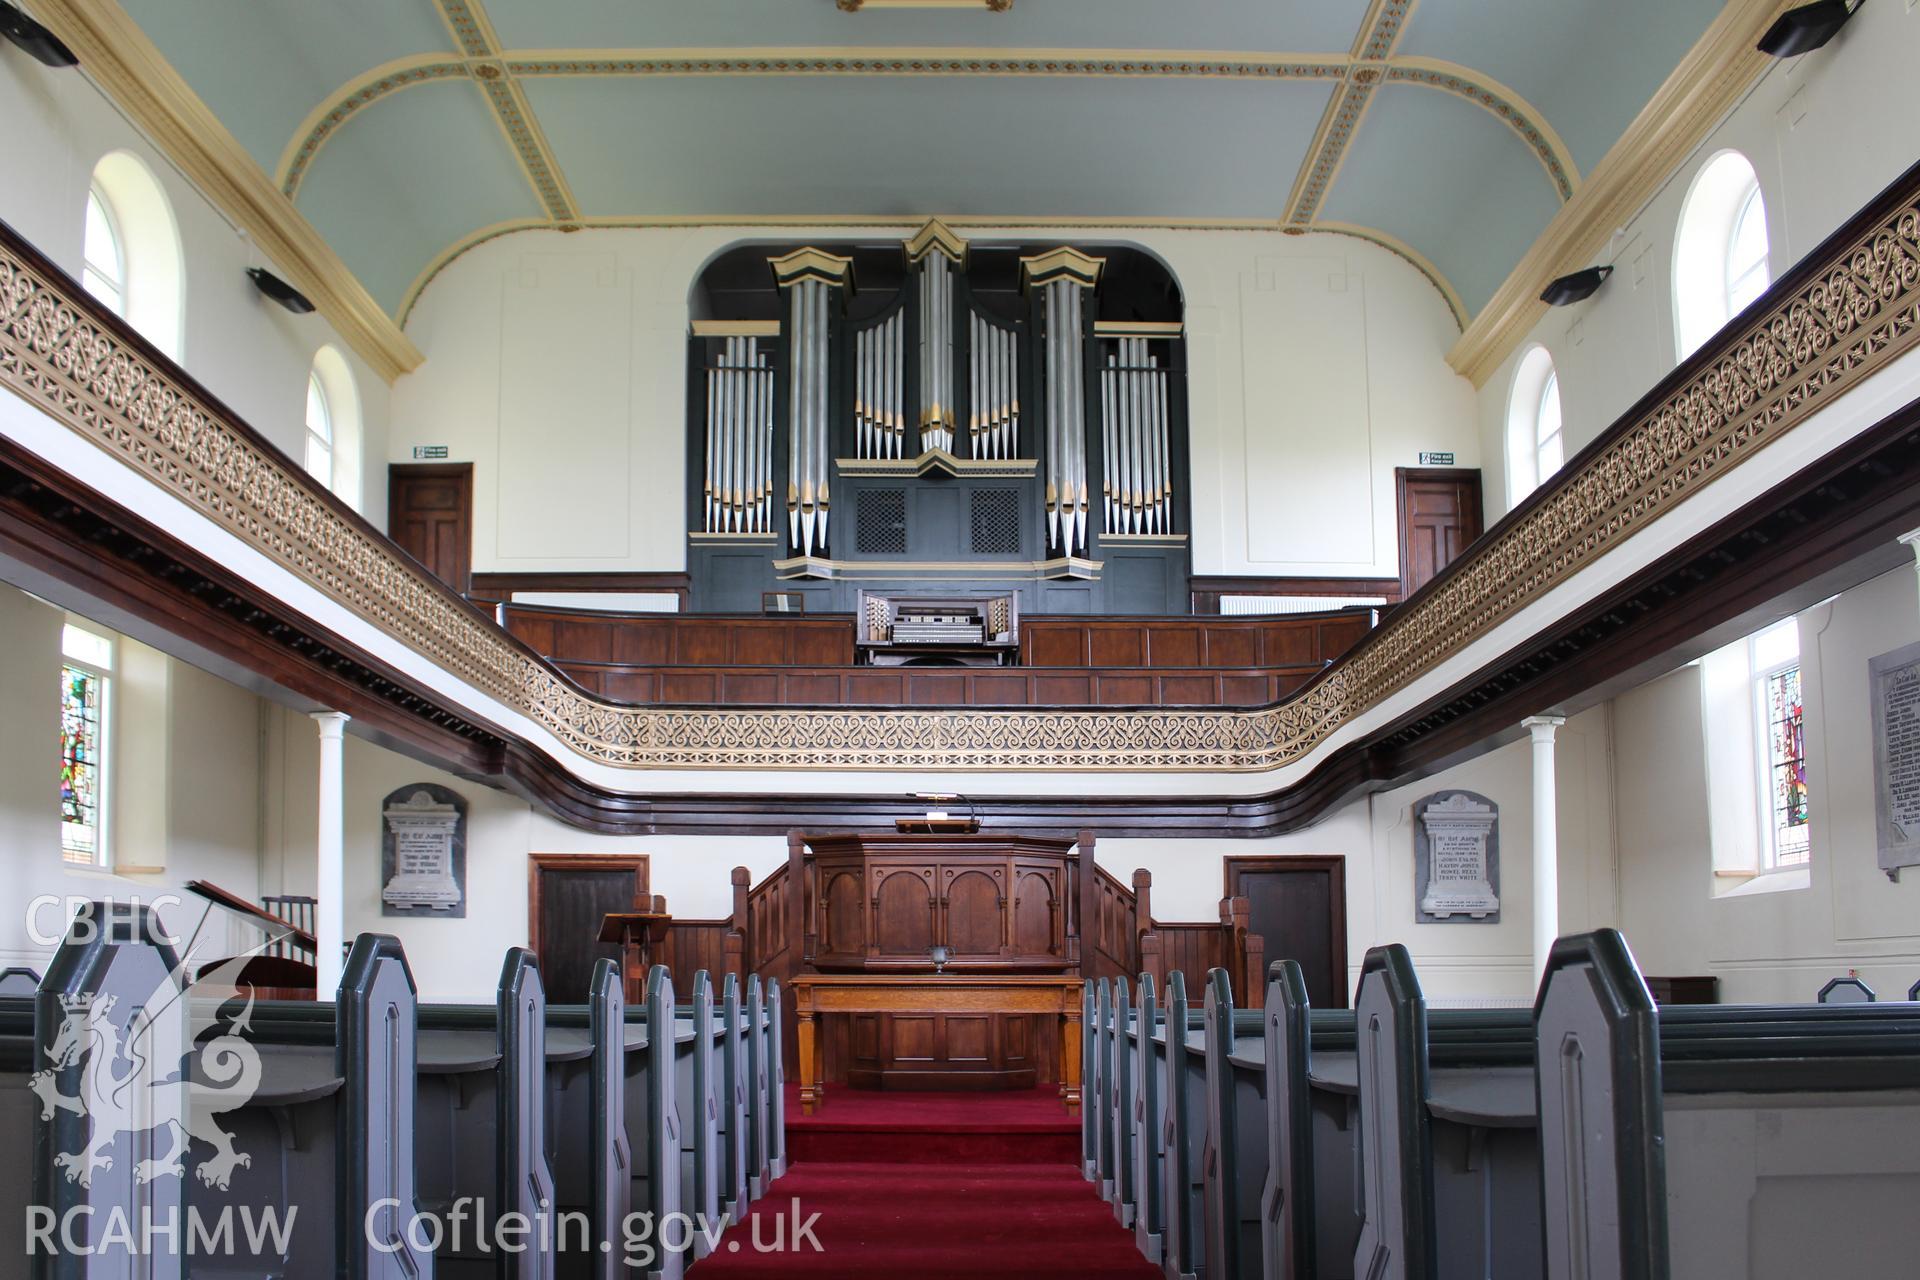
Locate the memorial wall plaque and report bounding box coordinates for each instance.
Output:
[1871,640,1920,881]
[1414,790,1500,923]
[380,783,467,917]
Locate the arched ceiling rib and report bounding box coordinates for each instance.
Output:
[93,0,1750,373]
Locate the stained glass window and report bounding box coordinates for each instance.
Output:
[59,664,105,864]
[1760,661,1809,868]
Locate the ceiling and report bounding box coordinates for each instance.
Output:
[109,0,1732,329]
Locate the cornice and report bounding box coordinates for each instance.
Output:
[27,0,424,383]
[6,154,1919,772]
[1446,0,1795,387]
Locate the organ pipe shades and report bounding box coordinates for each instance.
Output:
[701,336,775,534]
[1099,338,1172,536]
[1022,247,1104,556]
[769,248,854,558]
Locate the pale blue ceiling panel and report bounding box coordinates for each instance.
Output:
[295,80,541,313]
[1397,0,1725,175]
[526,74,1337,220]
[122,0,458,177]
[1319,83,1561,316]
[485,0,1371,56]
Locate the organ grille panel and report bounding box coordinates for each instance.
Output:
[970,488,1022,556]
[855,489,907,555]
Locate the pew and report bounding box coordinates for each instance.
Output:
[1161,971,1204,1280]
[5,904,427,1279]
[764,977,787,1182]
[717,973,749,1218]
[745,975,774,1198]
[413,947,559,1280]
[1131,974,1164,1263]
[1081,979,1100,1182]
[0,966,40,995]
[1347,945,1543,1280]
[1538,930,1920,1280]
[1201,968,1264,1280]
[676,970,723,1253]
[1109,974,1136,1229]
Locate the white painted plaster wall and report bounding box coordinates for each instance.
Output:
[0,45,392,522]
[1477,0,1920,519]
[394,224,1477,580]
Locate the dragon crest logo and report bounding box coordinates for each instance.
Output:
[29,945,272,1191]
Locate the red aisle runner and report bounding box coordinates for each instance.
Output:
[694,1086,1160,1279]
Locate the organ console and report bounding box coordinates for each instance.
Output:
[686,221,1190,614]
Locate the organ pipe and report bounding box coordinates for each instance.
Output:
[854,310,904,460]
[918,252,958,453]
[1039,278,1092,554]
[1100,337,1172,535]
[701,336,775,534]
[968,313,1019,461]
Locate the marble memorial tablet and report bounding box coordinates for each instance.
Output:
[1414,790,1500,923]
[1871,640,1920,881]
[381,783,467,916]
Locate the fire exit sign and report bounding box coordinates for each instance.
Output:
[1419,451,1455,466]
[412,445,448,460]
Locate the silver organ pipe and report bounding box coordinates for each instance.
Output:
[1099,337,1172,535]
[786,278,834,556]
[1040,278,1091,555]
[701,335,776,535]
[854,311,904,460]
[967,313,1020,461]
[918,252,956,453]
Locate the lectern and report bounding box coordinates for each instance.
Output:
[598,907,673,1002]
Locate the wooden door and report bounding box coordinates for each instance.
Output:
[1225,855,1347,1009]
[528,854,648,1003]
[1395,467,1483,599]
[388,463,474,594]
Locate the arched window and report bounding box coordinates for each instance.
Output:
[1674,151,1770,359]
[306,346,362,508]
[1534,370,1564,482]
[304,369,333,485]
[1505,346,1562,504]
[83,152,184,359]
[82,185,126,316]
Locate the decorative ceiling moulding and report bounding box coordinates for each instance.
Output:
[7,154,1920,772]
[26,0,423,382]
[1447,0,1797,387]
[1283,0,1417,227]
[281,46,1569,227]
[430,0,579,223]
[838,0,1013,10]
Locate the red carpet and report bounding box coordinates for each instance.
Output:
[692,1088,1158,1279]
[786,1084,1081,1163]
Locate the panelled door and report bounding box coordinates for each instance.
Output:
[388,462,474,594]
[1395,467,1483,599]
[1225,855,1348,1008]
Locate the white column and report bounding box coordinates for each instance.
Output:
[311,711,350,994]
[1900,529,1920,625]
[1524,714,1567,988]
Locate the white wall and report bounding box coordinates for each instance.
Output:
[0,45,392,523]
[0,584,263,972]
[394,224,1477,580]
[1478,0,1920,518]
[1617,567,1920,1002]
